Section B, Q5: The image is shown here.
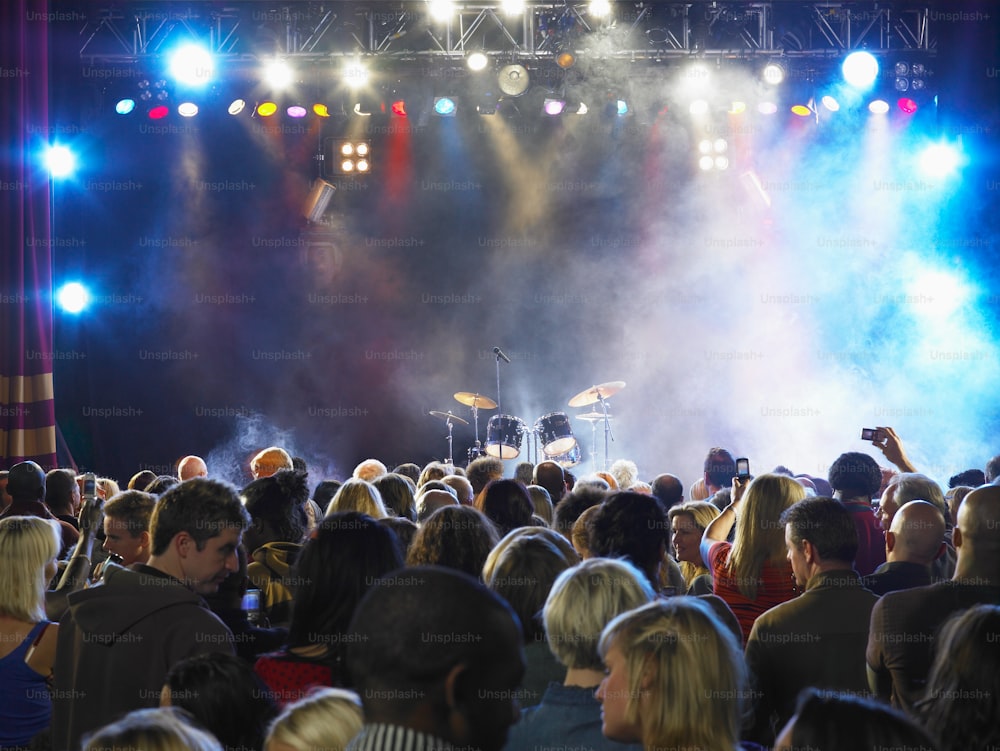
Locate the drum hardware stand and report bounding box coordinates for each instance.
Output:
[597,394,615,471]
[445,416,455,465]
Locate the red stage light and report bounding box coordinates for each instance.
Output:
[149,105,169,119]
[898,98,918,114]
[391,100,407,117]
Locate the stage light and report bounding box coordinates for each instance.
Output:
[715,156,729,170]
[842,51,878,89]
[434,97,457,116]
[428,0,455,22]
[616,99,629,116]
[115,98,136,115]
[682,63,711,89]
[868,99,890,114]
[714,138,727,153]
[343,61,369,88]
[729,101,746,114]
[821,96,840,112]
[698,155,714,171]
[263,60,294,89]
[177,102,198,117]
[168,43,213,86]
[919,143,961,179]
[898,98,918,114]
[895,77,910,92]
[43,145,75,178]
[313,103,330,117]
[228,99,246,115]
[356,159,370,173]
[758,101,778,115]
[391,100,407,117]
[791,104,812,117]
[762,63,785,86]
[556,52,576,69]
[543,98,565,116]
[467,53,489,72]
[895,62,910,76]
[689,99,709,116]
[498,65,530,96]
[911,79,926,91]
[576,102,588,115]
[287,105,307,118]
[501,0,525,14]
[589,0,612,18]
[911,63,925,76]
[257,102,278,117]
[698,140,712,155]
[57,282,90,314]
[149,105,169,119]
[333,140,372,174]
[303,178,336,223]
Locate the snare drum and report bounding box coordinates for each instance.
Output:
[549,441,582,468]
[485,415,526,459]
[535,411,577,457]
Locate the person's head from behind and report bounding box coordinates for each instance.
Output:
[774,689,937,751]
[780,496,858,588]
[251,446,293,480]
[374,473,417,520]
[442,474,474,506]
[325,478,387,519]
[883,473,948,530]
[918,604,1000,751]
[44,468,80,515]
[102,490,156,566]
[0,516,60,621]
[589,492,669,589]
[703,448,737,493]
[485,531,576,644]
[241,469,309,552]
[406,505,498,579]
[954,483,1000,575]
[597,597,747,750]
[887,500,946,565]
[353,458,388,483]
[265,688,364,751]
[177,455,208,481]
[478,479,534,538]
[347,566,525,751]
[466,456,504,497]
[82,707,222,751]
[161,652,278,751]
[544,558,655,673]
[149,478,250,595]
[650,473,684,511]
[288,512,403,652]
[827,452,882,500]
[7,461,46,502]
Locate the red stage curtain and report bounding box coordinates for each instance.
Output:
[0,0,58,468]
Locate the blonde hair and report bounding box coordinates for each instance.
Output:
[727,473,805,599]
[0,516,60,622]
[570,505,601,559]
[265,688,363,751]
[82,707,222,751]
[325,479,387,519]
[667,502,720,590]
[598,598,747,751]
[544,558,655,670]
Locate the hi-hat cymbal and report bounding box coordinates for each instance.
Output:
[429,410,469,425]
[568,381,626,408]
[454,392,497,409]
[576,411,614,421]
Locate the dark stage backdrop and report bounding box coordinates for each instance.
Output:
[42,4,1000,490]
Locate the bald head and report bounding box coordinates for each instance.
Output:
[953,485,1000,580]
[177,455,208,481]
[887,501,946,565]
[417,489,459,523]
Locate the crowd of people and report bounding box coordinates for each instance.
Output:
[1,425,999,751]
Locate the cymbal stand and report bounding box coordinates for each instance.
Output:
[590,419,599,474]
[495,351,505,419]
[444,416,455,465]
[598,394,615,471]
[471,403,482,457]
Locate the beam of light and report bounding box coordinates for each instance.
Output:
[44,144,76,177]
[262,60,294,89]
[168,43,214,86]
[343,61,369,88]
[919,142,962,179]
[57,282,90,314]
[842,51,879,89]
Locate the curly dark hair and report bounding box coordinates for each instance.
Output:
[828,452,882,497]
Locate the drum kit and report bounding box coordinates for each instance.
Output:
[428,380,625,471]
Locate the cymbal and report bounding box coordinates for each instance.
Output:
[568,381,626,408]
[429,411,469,425]
[454,392,497,409]
[576,411,614,421]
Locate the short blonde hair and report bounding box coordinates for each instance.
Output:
[598,598,747,751]
[265,688,363,751]
[570,504,601,559]
[544,558,655,670]
[82,707,222,751]
[325,479,387,519]
[0,516,60,622]
[252,447,293,477]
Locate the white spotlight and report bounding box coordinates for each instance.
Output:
[343,61,369,88]
[467,53,489,72]
[589,0,612,17]
[168,43,214,86]
[57,282,90,314]
[762,63,785,85]
[500,0,525,14]
[428,0,455,21]
[263,60,294,89]
[842,51,879,89]
[44,145,75,178]
[689,99,709,116]
[919,143,962,179]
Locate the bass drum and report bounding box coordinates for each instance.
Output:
[485,415,526,459]
[549,441,582,468]
[535,411,577,456]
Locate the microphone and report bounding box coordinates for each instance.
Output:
[493,347,511,363]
